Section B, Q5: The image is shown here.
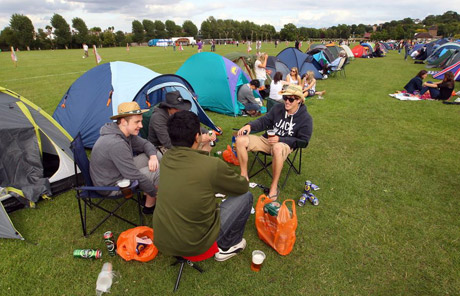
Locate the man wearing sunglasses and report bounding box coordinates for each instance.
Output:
[236,85,313,200]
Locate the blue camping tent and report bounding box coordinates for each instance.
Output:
[277,47,323,79]
[53,61,158,148]
[133,74,221,134]
[176,52,260,116]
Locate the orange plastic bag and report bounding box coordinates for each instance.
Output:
[116,226,158,262]
[222,145,240,166]
[255,195,297,255]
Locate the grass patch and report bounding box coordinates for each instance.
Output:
[0,44,460,295]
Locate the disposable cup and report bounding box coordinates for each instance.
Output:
[251,250,266,272]
[267,129,276,138]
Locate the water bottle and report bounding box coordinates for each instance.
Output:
[96,262,113,295]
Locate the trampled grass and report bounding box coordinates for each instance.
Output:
[0,43,459,295]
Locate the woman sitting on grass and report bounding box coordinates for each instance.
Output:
[404,70,427,95]
[302,71,326,99]
[419,72,455,101]
[286,67,301,85]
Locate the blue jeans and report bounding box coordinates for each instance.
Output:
[244,103,261,111]
[420,81,440,99]
[218,192,253,249]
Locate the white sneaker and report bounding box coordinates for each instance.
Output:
[214,238,246,261]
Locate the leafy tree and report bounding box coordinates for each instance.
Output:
[165,20,181,37]
[0,27,15,50]
[9,14,34,49]
[153,20,167,38]
[182,20,198,37]
[143,20,155,41]
[101,30,115,47]
[51,14,71,48]
[72,17,88,46]
[280,23,298,41]
[132,20,144,43]
[115,30,126,46]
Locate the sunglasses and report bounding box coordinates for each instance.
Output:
[291,70,297,73]
[283,96,297,103]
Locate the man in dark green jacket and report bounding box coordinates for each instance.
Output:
[153,111,252,261]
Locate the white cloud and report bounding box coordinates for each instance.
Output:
[0,0,458,33]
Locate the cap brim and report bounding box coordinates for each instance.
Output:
[110,109,149,120]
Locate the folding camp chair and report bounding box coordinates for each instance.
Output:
[70,133,143,237]
[329,57,347,78]
[248,140,307,190]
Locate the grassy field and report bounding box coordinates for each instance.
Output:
[0,43,459,296]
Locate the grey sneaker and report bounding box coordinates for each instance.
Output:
[214,238,247,261]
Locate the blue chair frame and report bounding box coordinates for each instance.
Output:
[70,133,143,237]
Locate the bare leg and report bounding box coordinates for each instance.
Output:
[144,193,156,207]
[269,144,284,199]
[235,135,250,181]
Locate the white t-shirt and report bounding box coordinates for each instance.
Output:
[254,60,266,80]
[83,44,88,51]
[269,81,284,101]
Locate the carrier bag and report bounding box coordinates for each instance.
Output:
[255,194,297,255]
[117,226,158,262]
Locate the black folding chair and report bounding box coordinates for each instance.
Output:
[248,140,307,189]
[70,133,143,237]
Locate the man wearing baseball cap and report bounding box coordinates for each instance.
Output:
[90,102,160,214]
[235,84,313,200]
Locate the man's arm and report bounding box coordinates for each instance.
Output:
[110,142,157,196]
[212,159,249,196]
[150,110,172,149]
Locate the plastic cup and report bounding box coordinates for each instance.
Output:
[117,179,132,198]
[251,250,266,272]
[267,129,276,138]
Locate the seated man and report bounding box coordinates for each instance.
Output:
[237,79,262,116]
[148,90,216,153]
[153,111,252,261]
[90,102,159,214]
[236,84,313,200]
[323,51,347,74]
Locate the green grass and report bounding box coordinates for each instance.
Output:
[1,44,460,295]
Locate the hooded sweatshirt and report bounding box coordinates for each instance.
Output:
[248,102,313,149]
[90,122,158,196]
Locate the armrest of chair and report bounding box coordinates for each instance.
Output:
[296,140,308,149]
[77,180,139,192]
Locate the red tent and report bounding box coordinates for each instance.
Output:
[352,45,366,58]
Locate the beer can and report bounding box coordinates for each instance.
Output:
[298,194,307,207]
[73,249,102,259]
[304,180,312,193]
[307,192,319,206]
[103,231,116,256]
[311,183,320,191]
[209,130,216,147]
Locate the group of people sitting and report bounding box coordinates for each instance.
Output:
[237,51,332,116]
[404,70,456,100]
[89,85,313,261]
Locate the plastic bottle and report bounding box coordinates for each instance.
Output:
[96,262,113,295]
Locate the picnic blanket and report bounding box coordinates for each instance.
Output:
[389,91,432,101]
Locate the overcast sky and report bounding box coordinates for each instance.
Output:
[0,0,457,33]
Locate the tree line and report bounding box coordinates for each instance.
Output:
[1,11,459,51]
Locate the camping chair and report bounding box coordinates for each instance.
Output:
[329,57,347,78]
[70,133,143,237]
[171,242,218,292]
[248,139,307,190]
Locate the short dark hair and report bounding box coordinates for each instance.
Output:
[417,70,427,78]
[167,111,200,147]
[250,79,260,88]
